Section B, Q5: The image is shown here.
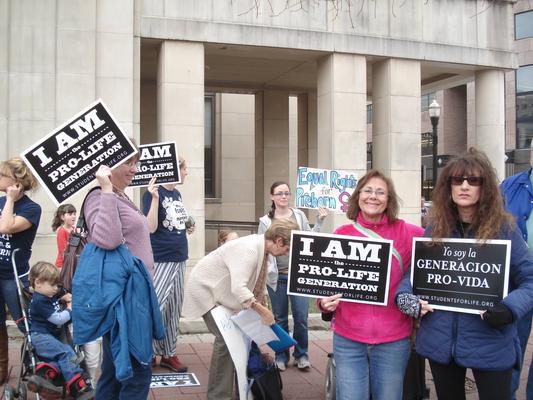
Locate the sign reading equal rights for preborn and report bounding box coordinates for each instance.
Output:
[288,231,393,305]
[295,167,357,213]
[411,238,511,314]
[130,142,181,187]
[20,99,137,206]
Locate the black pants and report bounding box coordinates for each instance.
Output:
[429,359,512,400]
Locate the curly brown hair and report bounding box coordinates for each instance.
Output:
[346,170,400,223]
[429,147,514,241]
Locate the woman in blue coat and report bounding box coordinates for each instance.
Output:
[396,148,533,400]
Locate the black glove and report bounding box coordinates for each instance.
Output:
[483,303,513,328]
[396,293,421,318]
[321,311,334,322]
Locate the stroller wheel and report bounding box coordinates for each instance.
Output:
[16,381,27,400]
[325,353,336,400]
[3,385,15,400]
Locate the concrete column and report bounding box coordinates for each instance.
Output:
[297,94,309,189]
[372,58,421,224]
[157,40,205,262]
[255,90,290,216]
[307,92,318,168]
[475,69,505,181]
[317,53,367,231]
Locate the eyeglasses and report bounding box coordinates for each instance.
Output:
[273,192,291,197]
[124,161,141,169]
[449,176,483,186]
[360,187,387,198]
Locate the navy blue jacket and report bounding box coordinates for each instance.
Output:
[72,243,164,381]
[397,225,533,371]
[501,167,533,242]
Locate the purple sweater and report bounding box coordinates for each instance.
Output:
[84,189,154,276]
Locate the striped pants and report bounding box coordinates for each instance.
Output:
[152,261,186,356]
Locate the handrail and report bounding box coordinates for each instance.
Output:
[205,219,259,234]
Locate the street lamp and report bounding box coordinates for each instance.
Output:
[428,99,441,190]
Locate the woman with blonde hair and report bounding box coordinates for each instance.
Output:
[0,157,41,384]
[397,148,533,400]
[183,218,298,400]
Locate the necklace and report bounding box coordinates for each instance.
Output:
[112,186,131,202]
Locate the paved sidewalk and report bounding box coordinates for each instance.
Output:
[3,328,532,399]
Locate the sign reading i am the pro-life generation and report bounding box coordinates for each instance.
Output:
[288,231,393,305]
[411,238,511,314]
[295,167,357,213]
[130,142,181,187]
[150,373,200,388]
[20,99,137,206]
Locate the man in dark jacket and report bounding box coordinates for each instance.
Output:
[501,142,533,400]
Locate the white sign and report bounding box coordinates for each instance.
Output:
[295,167,357,212]
[211,306,253,400]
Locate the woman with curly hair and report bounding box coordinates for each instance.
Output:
[396,148,533,400]
[0,157,41,384]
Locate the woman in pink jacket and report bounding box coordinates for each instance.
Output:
[319,170,423,400]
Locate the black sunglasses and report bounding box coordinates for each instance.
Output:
[449,176,483,186]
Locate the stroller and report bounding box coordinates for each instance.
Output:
[3,249,93,400]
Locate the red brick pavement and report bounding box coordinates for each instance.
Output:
[2,330,532,399]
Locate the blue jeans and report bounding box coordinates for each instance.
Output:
[0,277,28,332]
[31,332,81,382]
[512,309,533,400]
[267,275,308,363]
[95,334,152,400]
[333,333,410,400]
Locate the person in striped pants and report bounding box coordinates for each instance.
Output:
[143,157,194,372]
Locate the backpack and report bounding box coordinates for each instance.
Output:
[59,187,100,292]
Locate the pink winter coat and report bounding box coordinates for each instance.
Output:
[321,212,423,344]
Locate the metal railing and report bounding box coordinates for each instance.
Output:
[205,220,259,235]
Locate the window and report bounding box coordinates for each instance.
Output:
[516,65,533,149]
[516,11,533,40]
[204,95,215,197]
[367,104,373,124]
[421,93,435,112]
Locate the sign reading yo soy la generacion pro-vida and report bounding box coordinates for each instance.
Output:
[295,167,357,213]
[288,231,392,306]
[130,142,181,187]
[411,238,511,314]
[20,99,137,206]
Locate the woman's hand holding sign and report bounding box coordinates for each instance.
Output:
[95,165,113,193]
[419,299,434,317]
[320,293,343,312]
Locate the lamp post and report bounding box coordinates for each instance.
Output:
[428,99,441,190]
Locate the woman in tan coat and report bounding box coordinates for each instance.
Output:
[182,218,298,400]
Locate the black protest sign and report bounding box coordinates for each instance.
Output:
[288,231,393,305]
[20,99,137,205]
[411,238,511,314]
[150,373,200,388]
[130,142,181,187]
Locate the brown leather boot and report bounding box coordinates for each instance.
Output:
[0,324,8,385]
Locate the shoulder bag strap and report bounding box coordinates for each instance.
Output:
[353,222,404,275]
[76,186,101,234]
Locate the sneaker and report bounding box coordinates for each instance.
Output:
[160,356,188,373]
[66,372,94,400]
[294,356,311,370]
[275,360,287,371]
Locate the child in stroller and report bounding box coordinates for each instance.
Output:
[26,261,93,399]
